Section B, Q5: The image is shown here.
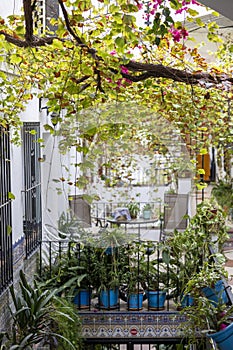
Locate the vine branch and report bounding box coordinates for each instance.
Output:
[0,0,232,88]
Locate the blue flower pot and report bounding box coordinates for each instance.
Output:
[146,290,166,310]
[202,280,228,306]
[207,322,233,350]
[128,292,144,310]
[180,293,194,308]
[73,289,91,309]
[99,288,119,309]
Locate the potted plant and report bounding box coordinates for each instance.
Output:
[91,227,128,309]
[133,240,169,310]
[120,241,148,310]
[185,261,229,307]
[163,229,200,308]
[206,304,233,350]
[126,201,140,219]
[38,243,89,306]
[145,266,168,311]
[73,244,95,309]
[178,247,233,348]
[92,246,120,309]
[180,291,233,349]
[142,203,152,220]
[164,200,229,308]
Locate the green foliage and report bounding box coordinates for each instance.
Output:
[5,270,82,349]
[179,294,233,348]
[0,0,231,159]
[164,200,228,298]
[50,298,83,350]
[211,180,233,214]
[57,210,81,237]
[38,244,88,298]
[143,203,152,211]
[92,247,121,291]
[126,202,140,219]
[86,227,130,290]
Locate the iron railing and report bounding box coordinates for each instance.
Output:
[22,122,42,257]
[0,126,13,294]
[38,237,233,312]
[39,239,173,311]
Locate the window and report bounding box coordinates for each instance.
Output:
[33,0,45,34]
[33,0,59,34]
[0,126,13,294]
[22,123,42,258]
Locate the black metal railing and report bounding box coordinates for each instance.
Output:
[22,122,42,257]
[0,126,13,294]
[38,239,172,311]
[38,237,233,313]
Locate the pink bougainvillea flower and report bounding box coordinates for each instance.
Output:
[116,79,123,87]
[175,6,188,14]
[121,66,129,74]
[170,26,189,42]
[181,27,189,39]
[170,28,181,42]
[110,50,117,56]
[136,2,143,10]
[219,323,228,331]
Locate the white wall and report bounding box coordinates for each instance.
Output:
[20,97,40,122]
[41,131,69,228]
[0,1,23,19]
[10,141,24,244]
[40,121,83,229]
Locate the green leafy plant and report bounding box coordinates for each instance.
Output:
[58,210,80,238]
[164,200,229,304]
[212,180,233,215]
[92,247,121,291]
[142,203,152,219]
[5,270,82,349]
[178,296,233,349]
[143,203,152,211]
[82,227,130,292]
[120,241,148,294]
[126,202,140,219]
[38,244,87,299]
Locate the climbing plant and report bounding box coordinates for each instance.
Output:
[0,0,232,185]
